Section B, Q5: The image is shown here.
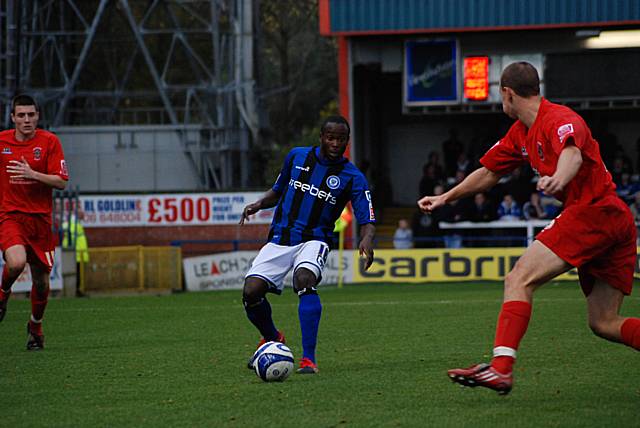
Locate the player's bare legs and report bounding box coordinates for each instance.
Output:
[587,280,640,349]
[587,280,625,342]
[26,262,50,350]
[0,245,28,322]
[448,240,572,394]
[3,245,27,287]
[503,240,572,303]
[293,267,322,374]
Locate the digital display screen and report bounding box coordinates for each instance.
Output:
[464,57,489,100]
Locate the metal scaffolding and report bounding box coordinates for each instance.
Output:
[0,0,260,189]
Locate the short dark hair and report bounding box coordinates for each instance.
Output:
[321,115,350,136]
[500,62,540,97]
[11,94,39,113]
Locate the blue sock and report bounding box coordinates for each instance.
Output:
[298,294,322,363]
[244,297,279,341]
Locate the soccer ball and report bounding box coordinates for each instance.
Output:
[252,341,294,382]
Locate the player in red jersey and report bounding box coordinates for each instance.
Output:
[0,94,68,350]
[418,62,640,394]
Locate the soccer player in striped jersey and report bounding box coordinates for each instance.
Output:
[240,115,375,374]
[0,94,69,350]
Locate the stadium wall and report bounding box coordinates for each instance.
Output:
[56,126,202,192]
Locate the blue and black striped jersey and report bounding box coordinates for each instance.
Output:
[269,146,375,246]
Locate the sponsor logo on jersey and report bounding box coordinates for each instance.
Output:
[557,123,574,142]
[288,178,337,204]
[33,147,42,160]
[326,175,340,189]
[295,165,310,172]
[536,141,544,161]
[2,147,11,155]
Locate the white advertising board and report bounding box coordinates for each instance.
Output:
[79,192,274,227]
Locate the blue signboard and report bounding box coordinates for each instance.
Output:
[404,39,460,105]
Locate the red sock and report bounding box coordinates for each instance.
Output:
[620,318,640,350]
[491,300,532,374]
[30,286,49,330]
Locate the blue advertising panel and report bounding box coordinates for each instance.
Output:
[404,39,460,105]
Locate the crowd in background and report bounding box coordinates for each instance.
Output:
[402,128,640,248]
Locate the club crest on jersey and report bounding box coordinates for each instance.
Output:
[2,147,11,155]
[536,142,544,161]
[33,147,42,160]
[326,175,341,190]
[521,146,528,157]
[557,123,574,142]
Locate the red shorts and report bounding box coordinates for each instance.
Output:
[0,212,57,272]
[537,194,637,295]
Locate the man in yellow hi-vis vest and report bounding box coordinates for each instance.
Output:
[62,214,89,262]
[62,212,89,292]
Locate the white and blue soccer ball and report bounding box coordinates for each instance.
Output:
[252,341,294,382]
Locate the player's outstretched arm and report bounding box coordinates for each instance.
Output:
[358,223,375,270]
[418,167,501,213]
[239,189,280,225]
[6,156,67,189]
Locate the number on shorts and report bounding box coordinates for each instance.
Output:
[316,244,329,268]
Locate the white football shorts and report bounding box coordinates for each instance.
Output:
[245,241,330,293]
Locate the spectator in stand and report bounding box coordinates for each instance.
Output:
[628,192,640,245]
[456,152,474,176]
[499,166,534,206]
[628,192,640,222]
[470,192,496,222]
[429,184,462,248]
[497,194,522,221]
[522,192,547,220]
[452,169,466,186]
[539,191,563,218]
[419,163,441,198]
[610,156,632,186]
[468,192,496,247]
[393,219,414,249]
[442,129,465,177]
[615,173,640,204]
[426,151,445,181]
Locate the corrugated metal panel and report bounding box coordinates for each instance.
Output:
[329,0,640,33]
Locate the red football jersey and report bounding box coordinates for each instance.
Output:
[480,98,615,207]
[0,129,68,215]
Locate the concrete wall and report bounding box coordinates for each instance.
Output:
[55,125,201,192]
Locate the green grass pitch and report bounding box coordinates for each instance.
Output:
[1,281,639,427]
